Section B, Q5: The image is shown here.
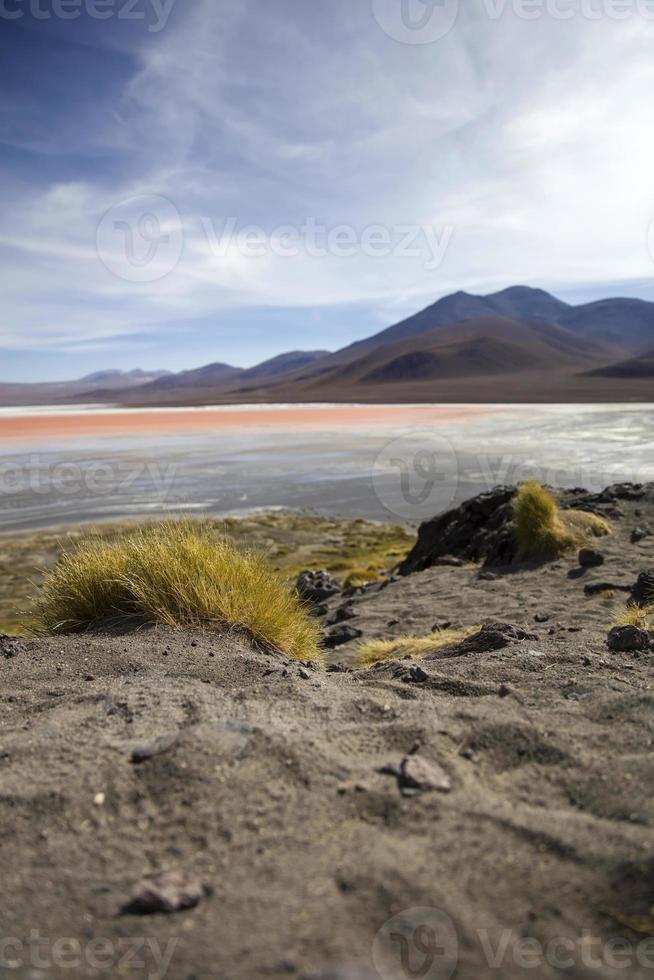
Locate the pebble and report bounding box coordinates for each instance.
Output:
[121,870,205,915]
[130,732,180,764]
[579,548,605,568]
[400,755,452,795]
[323,625,363,649]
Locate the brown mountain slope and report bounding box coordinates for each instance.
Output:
[233,315,614,394]
[586,348,654,378]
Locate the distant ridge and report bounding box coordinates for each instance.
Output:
[2,286,653,405]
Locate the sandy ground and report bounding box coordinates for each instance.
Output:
[0,404,497,444]
[0,491,653,979]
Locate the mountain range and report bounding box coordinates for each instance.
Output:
[2,287,653,406]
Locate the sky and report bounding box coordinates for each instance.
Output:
[2,0,654,382]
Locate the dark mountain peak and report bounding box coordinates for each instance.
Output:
[489,285,566,301]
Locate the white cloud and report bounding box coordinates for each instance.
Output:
[2,1,654,362]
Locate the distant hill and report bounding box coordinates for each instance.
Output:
[586,348,654,379]
[141,363,244,392]
[2,286,653,406]
[80,369,170,385]
[268,315,613,391]
[0,368,172,407]
[238,350,330,383]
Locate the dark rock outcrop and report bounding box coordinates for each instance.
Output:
[399,482,654,575]
[398,486,516,574]
[631,570,654,608]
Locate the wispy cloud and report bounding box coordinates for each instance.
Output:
[1,1,654,377]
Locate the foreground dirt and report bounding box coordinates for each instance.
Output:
[1,611,654,976]
[1,489,653,979]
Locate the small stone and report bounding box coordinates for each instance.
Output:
[631,528,650,544]
[298,668,311,680]
[93,792,105,806]
[326,603,356,626]
[130,732,179,764]
[323,625,363,650]
[579,548,605,568]
[400,755,452,794]
[478,572,497,581]
[534,613,550,623]
[608,625,651,653]
[296,570,341,605]
[121,870,204,915]
[432,621,452,632]
[401,665,429,684]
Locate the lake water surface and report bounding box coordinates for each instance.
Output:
[0,403,652,532]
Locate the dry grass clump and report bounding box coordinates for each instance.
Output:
[513,481,611,561]
[30,521,322,662]
[611,605,654,631]
[355,628,478,669]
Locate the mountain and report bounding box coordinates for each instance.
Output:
[268,315,614,391]
[127,351,331,401]
[559,299,654,351]
[80,369,170,387]
[238,350,330,383]
[319,286,650,374]
[586,348,654,379]
[141,362,244,391]
[0,368,173,406]
[3,287,653,406]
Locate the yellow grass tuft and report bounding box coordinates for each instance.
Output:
[513,481,611,561]
[29,521,322,662]
[343,566,383,589]
[611,604,654,631]
[355,628,478,669]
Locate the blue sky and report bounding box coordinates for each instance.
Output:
[2,0,654,381]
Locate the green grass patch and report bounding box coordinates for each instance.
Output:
[29,520,322,662]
